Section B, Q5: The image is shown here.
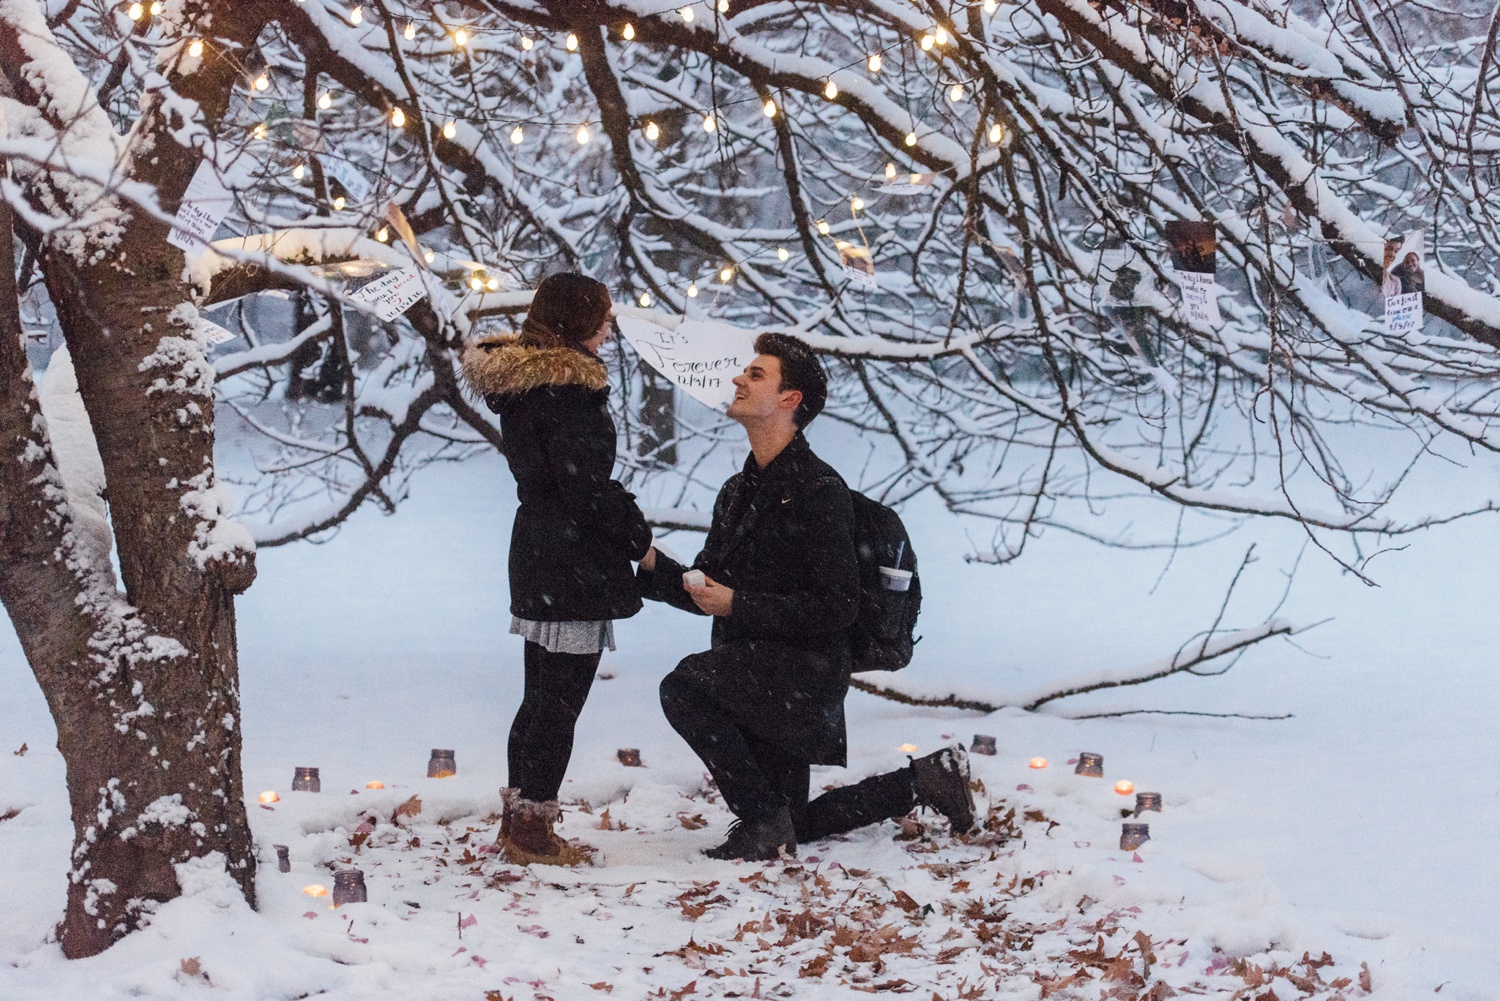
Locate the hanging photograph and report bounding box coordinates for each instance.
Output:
[1164,220,1221,326]
[838,241,878,290]
[1383,231,1424,334]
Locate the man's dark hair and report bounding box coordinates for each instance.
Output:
[754,332,827,429]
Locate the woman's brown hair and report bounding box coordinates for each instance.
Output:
[521,273,612,350]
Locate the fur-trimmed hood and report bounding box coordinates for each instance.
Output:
[461,333,608,397]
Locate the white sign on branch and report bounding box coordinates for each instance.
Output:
[618,316,759,412]
[167,159,235,251]
[347,267,427,321]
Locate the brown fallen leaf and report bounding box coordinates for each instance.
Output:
[587,983,613,993]
[13,743,26,757]
[677,813,708,830]
[1360,962,1373,992]
[799,953,831,978]
[891,891,920,913]
[391,795,422,825]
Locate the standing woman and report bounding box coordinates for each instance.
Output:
[462,273,653,865]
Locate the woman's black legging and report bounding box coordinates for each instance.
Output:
[507,640,601,802]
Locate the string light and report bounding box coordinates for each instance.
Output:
[763,99,777,117]
[949,83,965,102]
[815,219,830,235]
[252,122,267,139]
[348,5,362,24]
[253,73,270,91]
[376,226,390,242]
[566,33,578,51]
[777,246,790,261]
[576,124,591,143]
[333,195,346,210]
[851,196,865,211]
[885,161,897,179]
[703,114,716,132]
[645,120,660,141]
[868,53,882,72]
[824,79,838,100]
[486,276,500,291]
[904,131,917,146]
[292,163,305,180]
[521,36,533,50]
[148,0,161,14]
[510,125,524,143]
[679,6,694,22]
[443,120,457,139]
[623,23,635,40]
[719,266,734,282]
[469,274,484,291]
[988,122,1004,143]
[687,282,699,297]
[454,28,468,47]
[639,292,652,307]
[983,0,997,11]
[935,26,949,44]
[127,2,143,20]
[424,248,436,263]
[318,91,332,110]
[403,21,416,40]
[718,0,728,10]
[188,39,203,57]
[391,107,405,127]
[919,33,935,50]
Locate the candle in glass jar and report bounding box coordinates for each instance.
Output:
[1029,757,1048,769]
[1114,780,1134,795]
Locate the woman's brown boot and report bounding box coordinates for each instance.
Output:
[498,789,595,866]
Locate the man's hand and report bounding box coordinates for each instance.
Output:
[686,574,733,616]
[638,546,657,571]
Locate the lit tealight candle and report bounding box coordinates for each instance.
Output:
[1115,780,1134,795]
[258,791,280,803]
[1029,757,1048,769]
[302,884,328,897]
[365,781,384,789]
[898,743,918,753]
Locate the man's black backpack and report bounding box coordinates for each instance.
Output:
[847,491,921,672]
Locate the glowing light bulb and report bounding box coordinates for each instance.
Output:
[254,73,269,91]
[868,53,882,72]
[390,107,405,127]
[333,195,346,210]
[424,248,435,263]
[816,219,830,235]
[935,26,949,44]
[763,99,777,117]
[127,2,143,20]
[645,120,660,141]
[510,125,524,144]
[703,114,716,132]
[919,33,935,50]
[824,79,838,100]
[984,0,998,11]
[576,124,591,144]
[403,21,416,40]
[252,122,267,140]
[521,36,533,50]
[566,33,578,51]
[687,282,698,297]
[679,6,694,22]
[453,28,468,47]
[719,266,733,282]
[989,122,1004,143]
[623,23,635,40]
[777,246,789,261]
[851,196,865,211]
[443,120,457,139]
[718,0,728,10]
[348,5,362,24]
[486,277,499,291]
[292,163,305,180]
[904,132,917,146]
[950,84,965,102]
[376,226,390,242]
[639,292,652,307]
[318,91,332,110]
[469,275,484,290]
[149,0,162,15]
[885,161,897,179]
[188,39,203,57]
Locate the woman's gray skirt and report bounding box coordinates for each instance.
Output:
[509,616,616,655]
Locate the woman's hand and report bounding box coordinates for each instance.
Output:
[638,546,657,571]
[685,574,733,616]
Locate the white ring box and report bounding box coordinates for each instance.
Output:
[682,569,706,589]
[878,566,912,592]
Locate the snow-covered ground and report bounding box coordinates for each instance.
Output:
[1,423,1496,999]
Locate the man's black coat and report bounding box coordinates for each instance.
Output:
[463,334,652,622]
[640,433,859,765]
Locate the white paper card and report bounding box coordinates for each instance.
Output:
[194,317,237,345]
[1178,270,1222,325]
[1385,291,1423,334]
[617,317,758,412]
[167,160,235,251]
[321,154,372,202]
[347,267,426,321]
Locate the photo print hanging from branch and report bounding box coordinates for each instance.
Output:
[1383,231,1425,335]
[1097,238,1153,308]
[838,241,877,290]
[1164,220,1221,326]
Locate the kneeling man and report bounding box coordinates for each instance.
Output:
[639,333,973,861]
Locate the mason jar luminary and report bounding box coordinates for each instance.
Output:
[970,734,997,756]
[292,767,321,792]
[1134,792,1163,816]
[1074,752,1104,777]
[427,749,457,778]
[1120,823,1151,851]
[274,844,290,873]
[332,869,368,906]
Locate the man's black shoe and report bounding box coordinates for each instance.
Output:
[911,745,976,833]
[703,807,798,861]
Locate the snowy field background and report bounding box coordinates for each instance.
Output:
[1,416,1496,999]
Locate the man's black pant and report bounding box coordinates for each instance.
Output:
[660,671,916,842]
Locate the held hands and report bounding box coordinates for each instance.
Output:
[685,573,733,616]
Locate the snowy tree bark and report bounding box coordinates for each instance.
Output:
[0,1,264,958]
